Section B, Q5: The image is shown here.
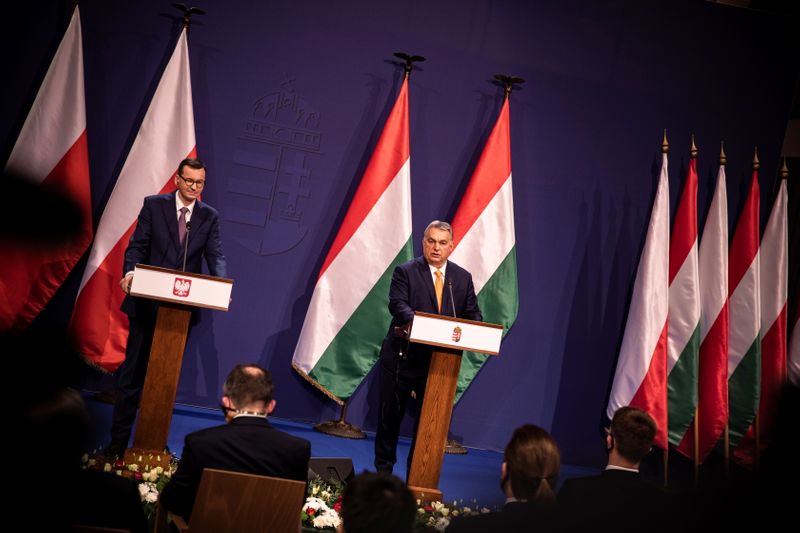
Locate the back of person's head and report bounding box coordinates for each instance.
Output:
[340,472,415,533]
[503,424,561,502]
[609,407,656,463]
[222,364,273,408]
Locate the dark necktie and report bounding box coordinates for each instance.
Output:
[178,206,189,244]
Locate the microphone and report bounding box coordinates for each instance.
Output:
[447,279,456,318]
[181,221,191,271]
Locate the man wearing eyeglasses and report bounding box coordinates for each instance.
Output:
[105,157,226,458]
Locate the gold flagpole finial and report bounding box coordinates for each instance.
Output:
[719,141,727,166]
[780,157,788,180]
[690,134,698,159]
[661,129,669,154]
[752,147,760,171]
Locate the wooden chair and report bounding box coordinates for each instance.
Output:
[156,468,306,533]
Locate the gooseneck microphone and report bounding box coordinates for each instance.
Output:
[181,221,191,271]
[447,279,456,318]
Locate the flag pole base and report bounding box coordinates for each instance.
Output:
[445,439,468,455]
[313,401,366,439]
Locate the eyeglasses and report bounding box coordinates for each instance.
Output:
[178,174,206,188]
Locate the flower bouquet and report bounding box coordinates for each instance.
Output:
[301,475,344,530]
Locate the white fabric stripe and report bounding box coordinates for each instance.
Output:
[728,253,760,377]
[449,176,515,292]
[759,181,787,336]
[292,160,412,371]
[667,240,700,372]
[698,167,728,343]
[6,8,85,183]
[607,153,669,417]
[78,30,195,292]
[789,314,800,386]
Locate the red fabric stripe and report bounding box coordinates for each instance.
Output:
[630,321,669,449]
[732,304,787,467]
[0,132,92,330]
[675,301,729,461]
[69,226,135,372]
[668,158,697,283]
[451,99,511,247]
[729,172,760,293]
[317,80,409,279]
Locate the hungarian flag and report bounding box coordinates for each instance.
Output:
[0,6,92,331]
[676,161,729,462]
[449,97,518,401]
[69,28,197,371]
[291,79,413,402]
[734,176,787,465]
[667,155,700,446]
[607,149,670,449]
[727,171,760,451]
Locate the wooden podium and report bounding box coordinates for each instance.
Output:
[124,264,233,466]
[405,312,503,502]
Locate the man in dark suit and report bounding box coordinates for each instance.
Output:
[159,364,311,520]
[374,220,482,475]
[106,157,227,456]
[557,406,669,532]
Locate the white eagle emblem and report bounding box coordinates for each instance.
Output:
[173,277,192,297]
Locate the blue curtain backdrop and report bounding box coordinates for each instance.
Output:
[2,0,797,468]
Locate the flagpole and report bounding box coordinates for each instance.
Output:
[752,148,761,474]
[721,142,731,479]
[690,135,700,488]
[313,52,424,441]
[662,129,670,487]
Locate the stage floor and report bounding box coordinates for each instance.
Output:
[84,392,598,508]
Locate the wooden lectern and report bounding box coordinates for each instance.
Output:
[124,264,233,466]
[405,311,503,502]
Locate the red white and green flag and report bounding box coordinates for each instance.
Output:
[0,6,92,331]
[676,161,729,462]
[449,98,518,401]
[728,171,761,451]
[70,28,197,371]
[291,79,413,403]
[667,156,700,446]
[734,176,787,465]
[607,150,670,449]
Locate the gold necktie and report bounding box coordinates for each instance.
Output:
[434,269,443,312]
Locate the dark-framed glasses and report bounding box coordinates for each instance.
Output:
[178,174,206,188]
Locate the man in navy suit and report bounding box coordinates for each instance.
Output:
[159,364,311,520]
[374,220,482,475]
[106,158,227,456]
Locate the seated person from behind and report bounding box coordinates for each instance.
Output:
[337,471,416,533]
[446,424,562,533]
[159,364,311,520]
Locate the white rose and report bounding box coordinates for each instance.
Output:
[103,463,112,472]
[127,464,139,472]
[434,517,450,531]
[155,466,164,475]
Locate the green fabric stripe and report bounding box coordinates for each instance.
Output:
[455,247,519,402]
[309,239,413,400]
[667,324,700,445]
[728,337,761,447]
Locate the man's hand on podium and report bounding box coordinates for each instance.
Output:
[120,272,134,294]
[393,322,411,339]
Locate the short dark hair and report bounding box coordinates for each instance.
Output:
[610,407,656,463]
[178,157,205,176]
[222,364,273,407]
[504,424,561,502]
[340,472,415,533]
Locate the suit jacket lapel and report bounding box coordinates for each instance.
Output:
[417,258,438,312]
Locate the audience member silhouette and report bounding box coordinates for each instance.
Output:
[337,471,416,533]
[557,406,669,532]
[159,364,311,520]
[446,424,562,533]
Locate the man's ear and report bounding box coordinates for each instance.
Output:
[222,396,234,410]
[606,434,614,452]
[501,461,507,480]
[267,399,276,415]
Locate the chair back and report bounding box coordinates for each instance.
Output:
[188,468,306,533]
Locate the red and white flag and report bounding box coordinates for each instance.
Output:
[0,6,92,331]
[69,28,197,371]
[607,149,670,449]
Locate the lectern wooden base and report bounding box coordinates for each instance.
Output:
[406,348,462,502]
[408,484,443,503]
